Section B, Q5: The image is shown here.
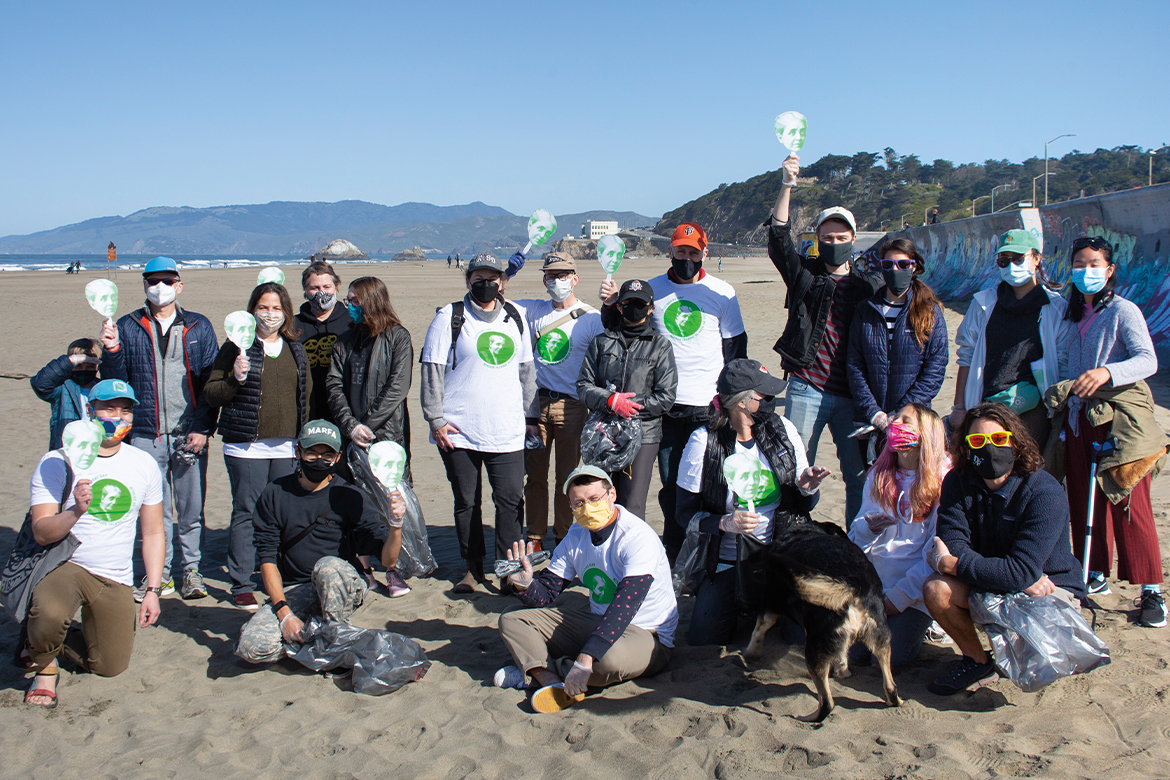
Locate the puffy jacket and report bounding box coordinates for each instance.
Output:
[101,305,219,438]
[295,302,352,421]
[576,325,677,444]
[203,337,310,443]
[326,324,414,452]
[767,219,881,370]
[31,355,107,450]
[846,287,949,423]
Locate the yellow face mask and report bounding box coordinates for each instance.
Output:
[573,500,614,531]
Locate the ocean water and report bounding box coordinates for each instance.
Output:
[0,253,421,272]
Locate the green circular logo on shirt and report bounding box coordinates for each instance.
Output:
[88,478,133,524]
[734,465,781,508]
[537,329,572,364]
[663,299,703,340]
[476,331,516,366]
[582,566,617,605]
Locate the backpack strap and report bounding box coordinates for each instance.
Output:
[55,448,74,507]
[449,301,465,370]
[279,513,335,559]
[502,301,526,338]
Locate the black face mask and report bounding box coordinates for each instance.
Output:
[671,255,702,280]
[469,279,499,305]
[751,396,777,424]
[72,370,98,388]
[819,241,853,268]
[882,269,915,296]
[969,445,1015,480]
[619,301,649,323]
[300,458,337,483]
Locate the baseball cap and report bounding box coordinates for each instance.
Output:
[563,464,613,496]
[717,358,787,397]
[617,279,654,304]
[996,229,1041,255]
[815,207,857,234]
[89,379,138,404]
[143,257,180,277]
[541,253,577,272]
[297,420,342,451]
[466,253,506,274]
[670,222,707,251]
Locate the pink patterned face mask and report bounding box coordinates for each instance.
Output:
[886,421,920,451]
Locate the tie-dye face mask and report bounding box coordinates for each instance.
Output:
[95,416,132,444]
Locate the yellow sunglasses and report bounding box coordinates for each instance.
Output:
[966,430,1012,449]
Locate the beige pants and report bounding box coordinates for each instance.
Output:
[498,605,671,687]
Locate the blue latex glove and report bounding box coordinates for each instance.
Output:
[506,251,525,278]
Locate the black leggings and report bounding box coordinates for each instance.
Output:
[610,442,660,520]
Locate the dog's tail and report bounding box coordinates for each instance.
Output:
[792,574,856,612]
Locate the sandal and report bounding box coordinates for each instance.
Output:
[25,668,59,709]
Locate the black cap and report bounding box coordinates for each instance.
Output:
[617,279,654,304]
[717,358,787,396]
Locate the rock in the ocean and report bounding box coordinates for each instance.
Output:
[391,245,428,262]
[310,239,369,261]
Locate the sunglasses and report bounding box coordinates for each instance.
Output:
[1071,236,1109,252]
[995,253,1029,268]
[300,451,341,464]
[880,259,915,271]
[146,277,180,286]
[966,430,1013,449]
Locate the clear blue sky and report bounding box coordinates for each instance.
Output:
[2,0,1167,237]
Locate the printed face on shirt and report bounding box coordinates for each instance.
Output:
[728,458,781,508]
[88,478,134,524]
[537,329,571,364]
[581,565,617,605]
[663,299,703,339]
[477,331,516,366]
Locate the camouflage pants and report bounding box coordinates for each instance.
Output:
[235,556,368,664]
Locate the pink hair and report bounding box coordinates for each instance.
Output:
[868,403,949,522]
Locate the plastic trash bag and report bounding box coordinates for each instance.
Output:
[287,616,430,696]
[671,514,714,597]
[580,410,642,473]
[347,444,437,578]
[969,591,1111,692]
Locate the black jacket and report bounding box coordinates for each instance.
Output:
[576,325,677,444]
[326,323,414,453]
[204,337,310,443]
[296,302,353,421]
[767,220,880,370]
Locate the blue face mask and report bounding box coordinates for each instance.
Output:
[999,258,1035,287]
[343,300,364,324]
[1071,266,1110,295]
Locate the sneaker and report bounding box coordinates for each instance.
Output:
[493,665,526,689]
[1136,590,1167,628]
[233,592,260,612]
[180,569,208,600]
[927,656,997,696]
[531,682,585,713]
[385,569,411,598]
[927,621,953,645]
[132,577,175,603]
[1087,573,1112,596]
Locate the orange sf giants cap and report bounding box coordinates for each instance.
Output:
[670,222,707,251]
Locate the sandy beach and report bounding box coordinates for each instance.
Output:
[1,257,1167,779]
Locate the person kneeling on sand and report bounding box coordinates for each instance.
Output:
[494,465,678,713]
[235,420,404,664]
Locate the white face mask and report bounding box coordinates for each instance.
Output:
[255,311,284,333]
[545,277,573,302]
[146,283,177,306]
[999,257,1035,287]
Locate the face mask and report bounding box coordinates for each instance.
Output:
[343,301,364,324]
[1071,267,1109,295]
[619,301,649,323]
[573,500,614,531]
[969,443,1015,480]
[307,290,336,312]
[146,282,177,307]
[299,457,337,483]
[96,415,132,444]
[255,311,284,333]
[545,278,573,302]
[671,255,702,280]
[470,279,500,305]
[72,370,98,388]
[749,396,776,425]
[886,421,920,451]
[999,258,1034,287]
[882,269,914,296]
[819,242,853,267]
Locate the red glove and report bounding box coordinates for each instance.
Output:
[608,392,643,419]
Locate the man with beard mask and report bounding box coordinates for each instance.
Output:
[599,224,746,563]
[100,256,219,602]
[769,156,881,526]
[235,420,405,664]
[32,338,107,450]
[296,261,351,422]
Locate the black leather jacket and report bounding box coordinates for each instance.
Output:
[326,324,414,452]
[577,325,677,444]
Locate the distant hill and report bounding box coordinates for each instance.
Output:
[0,200,657,256]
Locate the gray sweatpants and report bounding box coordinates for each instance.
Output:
[131,433,208,582]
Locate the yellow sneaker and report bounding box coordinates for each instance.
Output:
[531,683,585,713]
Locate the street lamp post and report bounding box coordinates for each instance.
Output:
[880,220,889,232]
[1150,145,1169,187]
[991,184,1010,213]
[924,205,937,226]
[971,195,990,217]
[1032,173,1049,205]
[900,212,911,230]
[1044,133,1076,205]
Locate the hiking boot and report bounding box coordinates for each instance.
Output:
[385,569,411,598]
[1087,573,1112,596]
[180,569,208,599]
[493,665,526,689]
[233,592,260,612]
[1136,590,1167,628]
[132,577,175,603]
[927,656,997,696]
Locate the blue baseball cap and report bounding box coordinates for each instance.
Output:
[89,379,138,404]
[142,256,180,277]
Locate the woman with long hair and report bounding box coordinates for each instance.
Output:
[848,402,949,667]
[846,238,948,458]
[205,282,310,610]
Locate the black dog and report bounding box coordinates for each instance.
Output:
[740,519,901,722]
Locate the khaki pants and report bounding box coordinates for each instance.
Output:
[26,562,137,676]
[525,395,588,542]
[498,605,671,687]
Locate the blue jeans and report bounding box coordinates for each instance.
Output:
[783,379,866,527]
[688,565,807,647]
[849,607,933,669]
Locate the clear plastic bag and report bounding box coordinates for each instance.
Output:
[347,444,438,578]
[580,410,642,473]
[286,616,431,696]
[969,591,1111,692]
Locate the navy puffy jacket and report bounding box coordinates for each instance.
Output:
[845,288,948,423]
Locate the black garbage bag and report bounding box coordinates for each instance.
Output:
[287,616,431,696]
[347,444,437,578]
[580,410,642,473]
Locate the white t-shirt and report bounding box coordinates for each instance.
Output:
[548,506,679,647]
[647,272,745,406]
[677,418,810,562]
[421,302,534,452]
[29,444,164,586]
[515,298,603,398]
[262,338,284,358]
[222,437,296,459]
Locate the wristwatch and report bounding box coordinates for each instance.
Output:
[270,600,289,614]
[144,585,162,595]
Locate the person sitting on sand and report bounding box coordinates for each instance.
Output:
[235,420,404,665]
[493,465,678,713]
